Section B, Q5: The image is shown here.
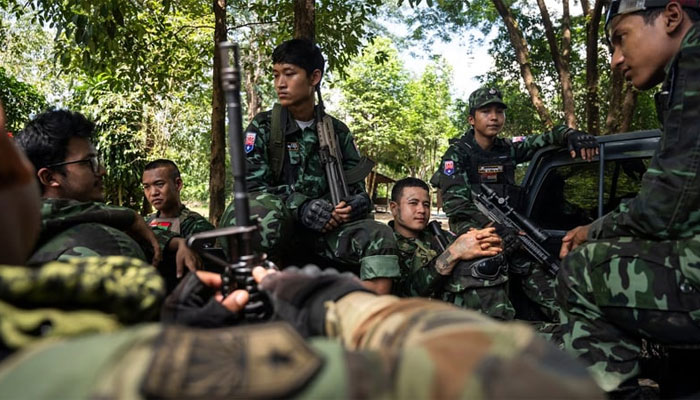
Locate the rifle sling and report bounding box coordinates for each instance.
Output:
[270,104,374,185]
[270,103,287,182]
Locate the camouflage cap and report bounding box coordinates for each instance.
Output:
[468,87,507,112]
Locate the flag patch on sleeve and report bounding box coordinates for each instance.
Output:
[244,132,256,154]
[444,160,455,176]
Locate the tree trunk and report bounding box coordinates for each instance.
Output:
[209,0,227,225]
[535,0,576,127]
[585,0,605,135]
[491,0,553,128]
[581,0,590,17]
[243,39,265,122]
[605,67,625,134]
[620,84,638,132]
[561,0,575,127]
[294,0,315,41]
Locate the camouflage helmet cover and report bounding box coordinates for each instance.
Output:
[468,87,507,113]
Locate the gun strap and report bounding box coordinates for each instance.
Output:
[270,103,287,182]
[344,156,375,184]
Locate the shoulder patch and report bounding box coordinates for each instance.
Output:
[443,160,455,176]
[512,135,526,143]
[141,322,322,399]
[245,132,256,154]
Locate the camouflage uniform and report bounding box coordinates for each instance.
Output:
[0,256,164,353]
[431,89,572,322]
[553,24,700,393]
[390,221,515,320]
[146,206,214,238]
[0,291,602,399]
[29,198,147,264]
[220,107,399,280]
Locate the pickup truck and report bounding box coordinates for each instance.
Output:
[519,129,661,248]
[517,129,700,397]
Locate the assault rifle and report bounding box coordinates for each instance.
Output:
[471,184,560,275]
[315,87,349,205]
[186,42,274,321]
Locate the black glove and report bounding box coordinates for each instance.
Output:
[259,265,369,337]
[493,223,522,256]
[345,193,371,221]
[565,128,597,156]
[161,272,241,328]
[299,199,334,231]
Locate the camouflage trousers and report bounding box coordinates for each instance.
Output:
[506,251,560,324]
[553,235,700,393]
[441,286,516,320]
[220,192,400,279]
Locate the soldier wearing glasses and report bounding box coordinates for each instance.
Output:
[14,110,172,268]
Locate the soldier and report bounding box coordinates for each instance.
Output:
[0,101,602,399]
[389,177,515,320]
[14,110,200,276]
[219,39,399,294]
[430,87,598,322]
[554,1,700,395]
[142,159,214,237]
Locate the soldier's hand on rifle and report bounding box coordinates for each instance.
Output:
[161,270,248,327]
[565,129,599,161]
[332,200,352,224]
[127,215,162,267]
[559,224,591,259]
[300,198,335,232]
[344,193,371,222]
[453,228,503,261]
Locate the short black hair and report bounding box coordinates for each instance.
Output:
[16,109,95,174]
[144,159,180,181]
[272,39,325,79]
[391,177,430,202]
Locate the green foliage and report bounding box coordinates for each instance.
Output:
[0,68,47,133]
[337,38,455,181]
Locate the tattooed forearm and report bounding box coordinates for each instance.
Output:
[434,249,457,276]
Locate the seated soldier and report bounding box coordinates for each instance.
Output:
[219,39,399,294]
[142,159,214,237]
[0,101,602,398]
[14,109,199,276]
[389,177,515,320]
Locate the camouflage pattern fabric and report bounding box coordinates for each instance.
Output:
[0,256,164,351]
[242,106,366,211]
[0,293,603,399]
[553,24,700,394]
[390,221,515,320]
[431,127,570,235]
[468,87,507,111]
[146,206,214,238]
[29,198,146,264]
[221,107,399,279]
[221,191,400,280]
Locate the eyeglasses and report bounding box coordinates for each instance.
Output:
[45,155,101,174]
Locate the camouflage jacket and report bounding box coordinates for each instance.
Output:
[390,221,510,302]
[29,198,146,264]
[589,23,700,241]
[146,206,214,238]
[244,106,367,214]
[431,127,570,235]
[391,221,448,298]
[0,293,602,399]
[0,256,164,353]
